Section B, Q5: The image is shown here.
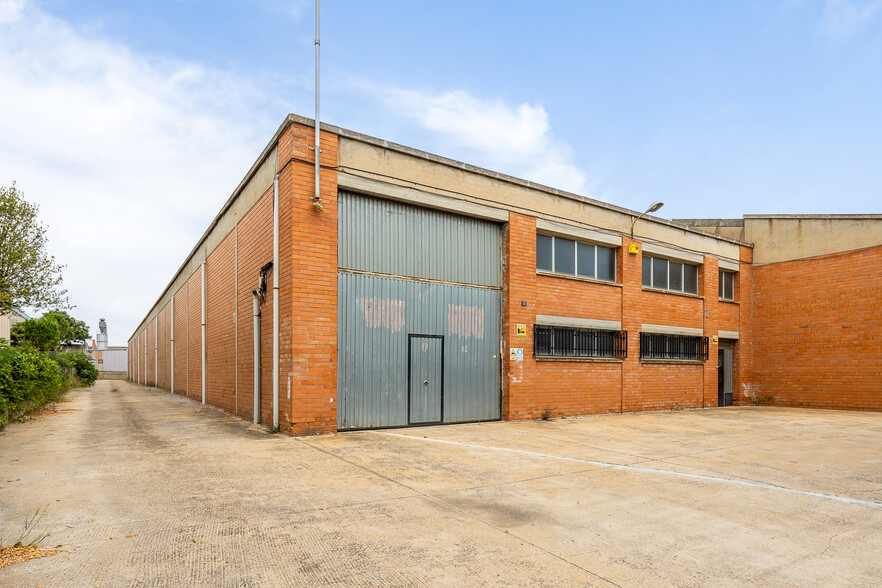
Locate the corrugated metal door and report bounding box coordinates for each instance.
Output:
[409,335,443,424]
[337,191,501,430]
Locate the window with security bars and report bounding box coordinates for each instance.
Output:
[534,325,628,359]
[639,333,708,361]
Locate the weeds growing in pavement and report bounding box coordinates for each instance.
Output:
[2,504,50,547]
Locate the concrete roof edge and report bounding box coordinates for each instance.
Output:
[130,117,288,342]
[743,214,882,219]
[289,114,751,247]
[673,218,745,227]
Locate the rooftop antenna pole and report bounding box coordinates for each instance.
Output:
[312,0,322,210]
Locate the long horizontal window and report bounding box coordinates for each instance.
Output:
[534,325,627,359]
[639,333,708,361]
[642,256,699,294]
[537,234,616,282]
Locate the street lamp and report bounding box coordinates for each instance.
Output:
[630,201,664,238]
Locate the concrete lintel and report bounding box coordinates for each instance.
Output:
[338,172,509,223]
[536,315,622,331]
[719,259,740,272]
[718,330,740,340]
[641,324,704,337]
[536,219,621,247]
[642,244,705,265]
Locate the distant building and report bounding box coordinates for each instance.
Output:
[0,308,29,342]
[87,319,127,377]
[89,344,129,375]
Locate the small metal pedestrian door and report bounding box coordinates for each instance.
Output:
[718,343,734,407]
[409,335,443,425]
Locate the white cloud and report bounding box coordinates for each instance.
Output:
[377,88,589,195]
[0,1,282,344]
[822,0,882,38]
[0,0,25,24]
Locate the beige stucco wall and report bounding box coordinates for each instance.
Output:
[0,314,11,341]
[0,312,26,341]
[743,216,882,264]
[337,136,745,264]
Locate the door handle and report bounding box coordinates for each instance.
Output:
[423,380,429,387]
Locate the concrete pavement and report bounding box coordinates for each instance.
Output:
[1,380,881,586]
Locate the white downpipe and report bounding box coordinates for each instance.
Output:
[253,292,261,424]
[170,298,175,394]
[272,174,280,429]
[314,0,321,204]
[201,260,207,405]
[154,320,158,386]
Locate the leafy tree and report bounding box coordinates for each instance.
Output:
[44,310,89,344]
[10,315,61,352]
[0,182,69,314]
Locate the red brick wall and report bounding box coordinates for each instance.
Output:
[173,285,189,396]
[752,245,882,410]
[186,268,202,402]
[636,366,704,411]
[278,122,339,436]
[235,188,274,425]
[144,317,153,386]
[143,187,278,425]
[157,302,170,390]
[205,230,237,413]
[733,245,754,405]
[503,218,748,421]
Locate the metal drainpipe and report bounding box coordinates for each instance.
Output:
[272,173,280,429]
[201,260,207,405]
[170,298,175,394]
[154,320,158,387]
[253,291,261,424]
[314,0,321,204]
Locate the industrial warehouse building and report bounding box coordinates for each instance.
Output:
[128,114,882,436]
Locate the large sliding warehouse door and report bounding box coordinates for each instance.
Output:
[337,191,501,430]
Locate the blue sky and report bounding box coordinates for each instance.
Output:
[1,0,881,343]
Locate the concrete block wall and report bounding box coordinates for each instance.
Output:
[752,244,882,410]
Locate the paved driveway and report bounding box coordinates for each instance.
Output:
[1,380,881,586]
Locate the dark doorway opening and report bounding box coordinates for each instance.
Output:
[718,341,734,407]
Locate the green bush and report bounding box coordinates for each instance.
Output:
[10,315,61,352]
[0,345,64,428]
[52,351,98,387]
